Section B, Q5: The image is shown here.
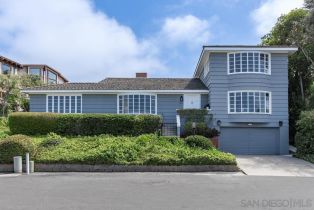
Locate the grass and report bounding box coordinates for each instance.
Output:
[0,117,10,139]
[30,134,236,165]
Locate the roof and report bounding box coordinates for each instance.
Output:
[23,78,208,93]
[0,56,23,67]
[203,45,298,48]
[194,45,298,77]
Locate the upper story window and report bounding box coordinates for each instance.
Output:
[1,63,11,74]
[29,67,41,76]
[118,94,156,114]
[228,91,271,114]
[228,52,270,75]
[48,71,57,84]
[47,95,82,113]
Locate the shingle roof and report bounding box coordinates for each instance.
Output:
[23,78,208,91]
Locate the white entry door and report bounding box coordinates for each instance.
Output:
[184,94,201,109]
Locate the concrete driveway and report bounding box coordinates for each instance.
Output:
[237,155,314,177]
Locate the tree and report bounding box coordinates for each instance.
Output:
[261,8,314,143]
[0,75,42,116]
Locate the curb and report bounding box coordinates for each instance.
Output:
[0,164,239,172]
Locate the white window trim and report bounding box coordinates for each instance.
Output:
[117,93,157,115]
[227,90,272,114]
[227,51,271,75]
[46,94,82,113]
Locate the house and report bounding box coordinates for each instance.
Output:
[22,45,298,155]
[0,55,68,84]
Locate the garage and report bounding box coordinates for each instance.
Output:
[219,127,279,155]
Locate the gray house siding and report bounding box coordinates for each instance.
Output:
[82,94,117,113]
[29,94,46,112]
[157,94,183,123]
[199,52,289,154]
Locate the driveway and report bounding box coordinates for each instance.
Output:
[237,155,314,176]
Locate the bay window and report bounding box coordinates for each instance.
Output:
[118,94,156,114]
[228,91,271,114]
[228,52,270,74]
[47,95,82,113]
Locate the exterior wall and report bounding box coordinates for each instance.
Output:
[82,94,117,113]
[29,94,46,112]
[157,94,183,123]
[199,52,289,154]
[28,93,207,126]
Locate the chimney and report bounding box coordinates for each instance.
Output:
[136,72,147,78]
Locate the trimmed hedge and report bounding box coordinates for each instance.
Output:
[8,112,162,136]
[295,110,314,155]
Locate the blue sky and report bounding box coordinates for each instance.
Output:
[0,0,304,81]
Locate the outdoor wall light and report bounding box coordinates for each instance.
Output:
[279,121,283,127]
[217,120,221,126]
[180,96,183,102]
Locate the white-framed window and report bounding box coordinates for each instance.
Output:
[228,91,271,114]
[118,94,156,114]
[47,95,82,113]
[228,52,270,75]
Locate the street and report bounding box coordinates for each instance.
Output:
[0,172,314,210]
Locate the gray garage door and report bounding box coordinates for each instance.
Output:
[219,127,279,155]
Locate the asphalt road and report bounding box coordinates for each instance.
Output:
[1,172,314,210]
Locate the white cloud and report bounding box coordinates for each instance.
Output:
[251,0,304,36]
[160,15,212,47]
[0,0,165,82]
[0,1,214,81]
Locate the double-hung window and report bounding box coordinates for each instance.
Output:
[228,52,270,74]
[228,91,271,114]
[118,94,156,114]
[47,95,82,113]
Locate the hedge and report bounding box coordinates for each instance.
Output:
[8,112,162,136]
[295,110,314,155]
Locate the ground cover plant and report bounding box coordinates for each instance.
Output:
[0,133,236,166]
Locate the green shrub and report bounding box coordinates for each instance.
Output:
[8,112,58,135]
[295,110,314,154]
[185,135,213,150]
[40,132,64,148]
[34,134,236,165]
[182,121,219,138]
[0,135,35,163]
[8,112,162,136]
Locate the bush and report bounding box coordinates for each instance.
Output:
[8,112,162,136]
[185,135,213,150]
[0,135,35,163]
[40,132,64,148]
[35,134,236,165]
[181,121,219,138]
[295,110,314,154]
[8,112,58,135]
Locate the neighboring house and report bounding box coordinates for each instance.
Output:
[0,55,68,84]
[22,46,298,155]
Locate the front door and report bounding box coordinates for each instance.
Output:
[183,94,201,109]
